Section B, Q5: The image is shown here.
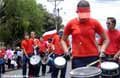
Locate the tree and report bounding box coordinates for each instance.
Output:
[0,0,63,47]
[0,0,48,46]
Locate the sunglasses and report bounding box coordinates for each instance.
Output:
[106,22,112,25]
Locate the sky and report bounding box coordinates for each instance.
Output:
[36,0,120,29]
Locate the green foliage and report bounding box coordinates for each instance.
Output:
[0,0,63,46]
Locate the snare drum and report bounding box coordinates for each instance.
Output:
[54,56,66,69]
[70,67,101,78]
[100,61,119,77]
[30,55,40,65]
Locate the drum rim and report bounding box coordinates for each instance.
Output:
[100,61,119,70]
[70,67,102,77]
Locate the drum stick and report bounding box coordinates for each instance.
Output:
[86,59,100,67]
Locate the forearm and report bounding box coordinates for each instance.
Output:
[100,32,109,52]
[61,39,68,52]
[100,39,109,52]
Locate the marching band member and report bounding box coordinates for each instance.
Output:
[38,37,48,76]
[51,30,69,78]
[47,38,55,73]
[30,31,40,77]
[99,17,120,61]
[21,32,34,78]
[61,0,109,70]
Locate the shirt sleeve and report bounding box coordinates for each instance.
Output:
[98,37,104,45]
[64,21,72,36]
[94,20,105,37]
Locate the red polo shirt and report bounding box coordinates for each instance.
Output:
[30,38,39,46]
[21,39,33,55]
[53,34,69,55]
[64,18,104,58]
[0,48,5,58]
[38,40,48,53]
[99,29,120,55]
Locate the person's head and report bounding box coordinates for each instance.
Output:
[76,0,90,22]
[30,31,36,38]
[58,29,63,37]
[106,17,116,31]
[48,38,52,43]
[24,32,29,40]
[40,37,43,41]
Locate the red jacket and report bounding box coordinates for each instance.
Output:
[0,48,6,58]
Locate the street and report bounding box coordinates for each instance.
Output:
[2,61,71,78]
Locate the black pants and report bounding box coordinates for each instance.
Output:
[0,64,2,78]
[40,52,47,75]
[8,59,11,69]
[22,54,33,78]
[17,56,22,68]
[51,54,67,78]
[1,63,5,74]
[41,63,46,75]
[33,62,40,77]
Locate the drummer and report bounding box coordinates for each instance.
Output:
[61,0,109,69]
[98,17,120,78]
[47,38,55,73]
[30,31,40,77]
[51,29,70,78]
[38,37,48,76]
[99,17,120,62]
[21,32,34,78]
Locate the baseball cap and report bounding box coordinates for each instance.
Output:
[76,7,90,19]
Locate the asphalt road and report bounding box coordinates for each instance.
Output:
[2,61,72,78]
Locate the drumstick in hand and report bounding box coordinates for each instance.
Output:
[86,59,100,67]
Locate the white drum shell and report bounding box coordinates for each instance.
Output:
[54,56,66,68]
[100,61,120,77]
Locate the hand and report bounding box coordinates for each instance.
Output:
[25,54,29,59]
[99,48,106,58]
[64,51,70,56]
[99,52,105,58]
[113,52,120,60]
[64,51,71,60]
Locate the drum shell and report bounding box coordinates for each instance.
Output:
[100,61,120,77]
[54,56,66,69]
[101,68,119,77]
[70,67,102,78]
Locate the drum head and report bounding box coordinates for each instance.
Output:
[100,61,119,70]
[54,57,66,66]
[30,55,40,65]
[70,67,101,78]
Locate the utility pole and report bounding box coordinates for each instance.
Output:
[47,0,63,32]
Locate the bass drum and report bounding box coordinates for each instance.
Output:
[54,56,66,69]
[100,61,119,78]
[30,55,40,65]
[70,67,102,78]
